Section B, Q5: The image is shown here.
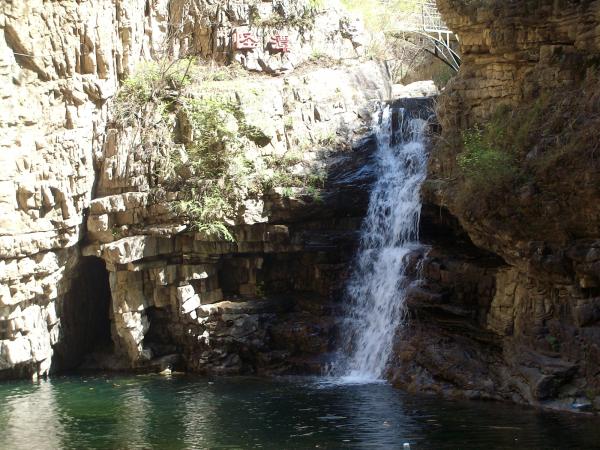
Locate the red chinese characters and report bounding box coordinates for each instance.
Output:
[233,29,258,50]
[269,34,290,53]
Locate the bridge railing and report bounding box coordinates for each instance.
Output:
[383,0,460,71]
[420,0,449,33]
[390,0,451,35]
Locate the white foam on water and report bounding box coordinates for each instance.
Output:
[330,105,429,385]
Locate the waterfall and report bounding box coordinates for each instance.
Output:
[335,103,429,383]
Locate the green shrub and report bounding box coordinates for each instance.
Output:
[305,185,323,202]
[310,49,327,60]
[458,126,515,187]
[281,186,295,198]
[306,169,326,189]
[170,93,330,238]
[314,129,337,148]
[456,96,551,190]
[169,96,268,238]
[113,59,195,125]
[174,185,236,242]
[455,102,528,202]
[260,156,326,201]
[113,57,332,241]
[183,97,242,176]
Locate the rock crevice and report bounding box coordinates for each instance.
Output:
[393,0,600,413]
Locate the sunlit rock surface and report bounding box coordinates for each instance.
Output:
[0,0,388,378]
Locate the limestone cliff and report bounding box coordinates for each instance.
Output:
[0,0,388,378]
[1,0,171,378]
[392,0,600,412]
[84,59,389,374]
[7,0,598,417]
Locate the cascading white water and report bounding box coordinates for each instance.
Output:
[335,104,429,383]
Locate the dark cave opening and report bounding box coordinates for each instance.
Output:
[51,256,113,372]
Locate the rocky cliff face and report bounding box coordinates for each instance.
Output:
[0,0,172,378]
[8,0,597,416]
[0,0,388,378]
[84,60,389,374]
[391,0,600,412]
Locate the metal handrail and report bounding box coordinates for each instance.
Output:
[385,0,461,71]
[391,0,451,35]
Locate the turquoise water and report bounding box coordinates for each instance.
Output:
[0,375,599,449]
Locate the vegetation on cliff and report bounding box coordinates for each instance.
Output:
[250,0,322,29]
[112,59,331,239]
[453,67,600,212]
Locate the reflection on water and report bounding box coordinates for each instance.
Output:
[0,375,599,449]
[0,380,64,449]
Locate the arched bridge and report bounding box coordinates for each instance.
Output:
[388,0,461,72]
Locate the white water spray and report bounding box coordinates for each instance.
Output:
[335,104,429,383]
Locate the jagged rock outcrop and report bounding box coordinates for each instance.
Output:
[0,0,387,378]
[84,59,389,374]
[392,0,600,412]
[0,0,172,378]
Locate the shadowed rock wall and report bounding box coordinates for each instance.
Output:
[391,0,600,413]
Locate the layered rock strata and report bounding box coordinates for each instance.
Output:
[392,0,600,412]
[84,61,389,374]
[0,0,386,378]
[0,0,171,378]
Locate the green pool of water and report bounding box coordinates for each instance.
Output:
[0,374,598,449]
